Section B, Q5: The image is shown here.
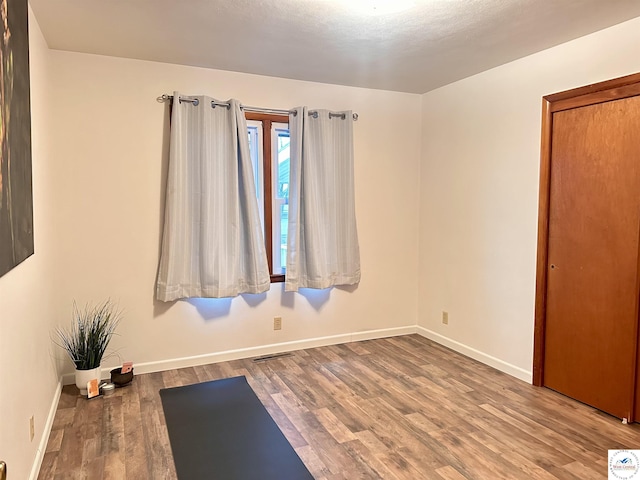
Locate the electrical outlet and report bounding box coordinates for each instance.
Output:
[29,415,35,442]
[442,311,449,325]
[273,316,282,330]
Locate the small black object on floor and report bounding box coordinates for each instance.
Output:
[110,367,134,387]
[160,376,314,480]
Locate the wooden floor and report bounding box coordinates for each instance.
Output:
[39,334,640,479]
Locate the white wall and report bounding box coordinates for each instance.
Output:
[0,7,60,480]
[18,6,640,477]
[418,16,640,381]
[45,50,422,375]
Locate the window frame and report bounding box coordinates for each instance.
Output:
[245,112,289,283]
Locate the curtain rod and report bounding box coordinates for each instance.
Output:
[157,94,358,121]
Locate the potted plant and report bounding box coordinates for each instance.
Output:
[55,299,122,396]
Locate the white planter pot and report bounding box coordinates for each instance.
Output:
[75,366,101,396]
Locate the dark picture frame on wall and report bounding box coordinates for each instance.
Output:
[0,0,33,278]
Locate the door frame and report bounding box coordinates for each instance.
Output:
[533,72,640,393]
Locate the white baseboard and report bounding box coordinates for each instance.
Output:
[29,379,63,480]
[350,325,417,342]
[416,326,532,383]
[60,325,532,384]
[62,325,418,384]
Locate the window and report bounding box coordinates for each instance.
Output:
[246,113,290,282]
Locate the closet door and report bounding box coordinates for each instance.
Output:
[539,91,640,420]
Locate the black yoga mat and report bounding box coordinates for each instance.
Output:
[159,376,314,480]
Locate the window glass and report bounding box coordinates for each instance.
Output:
[246,115,289,280]
[247,122,264,232]
[273,125,290,274]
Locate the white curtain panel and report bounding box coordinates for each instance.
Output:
[286,107,361,292]
[156,93,270,301]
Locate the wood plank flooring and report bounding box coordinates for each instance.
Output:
[38,335,640,479]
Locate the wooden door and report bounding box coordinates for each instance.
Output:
[534,73,640,421]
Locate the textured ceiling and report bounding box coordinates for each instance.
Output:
[29,0,640,94]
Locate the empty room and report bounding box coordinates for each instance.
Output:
[3,0,640,479]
